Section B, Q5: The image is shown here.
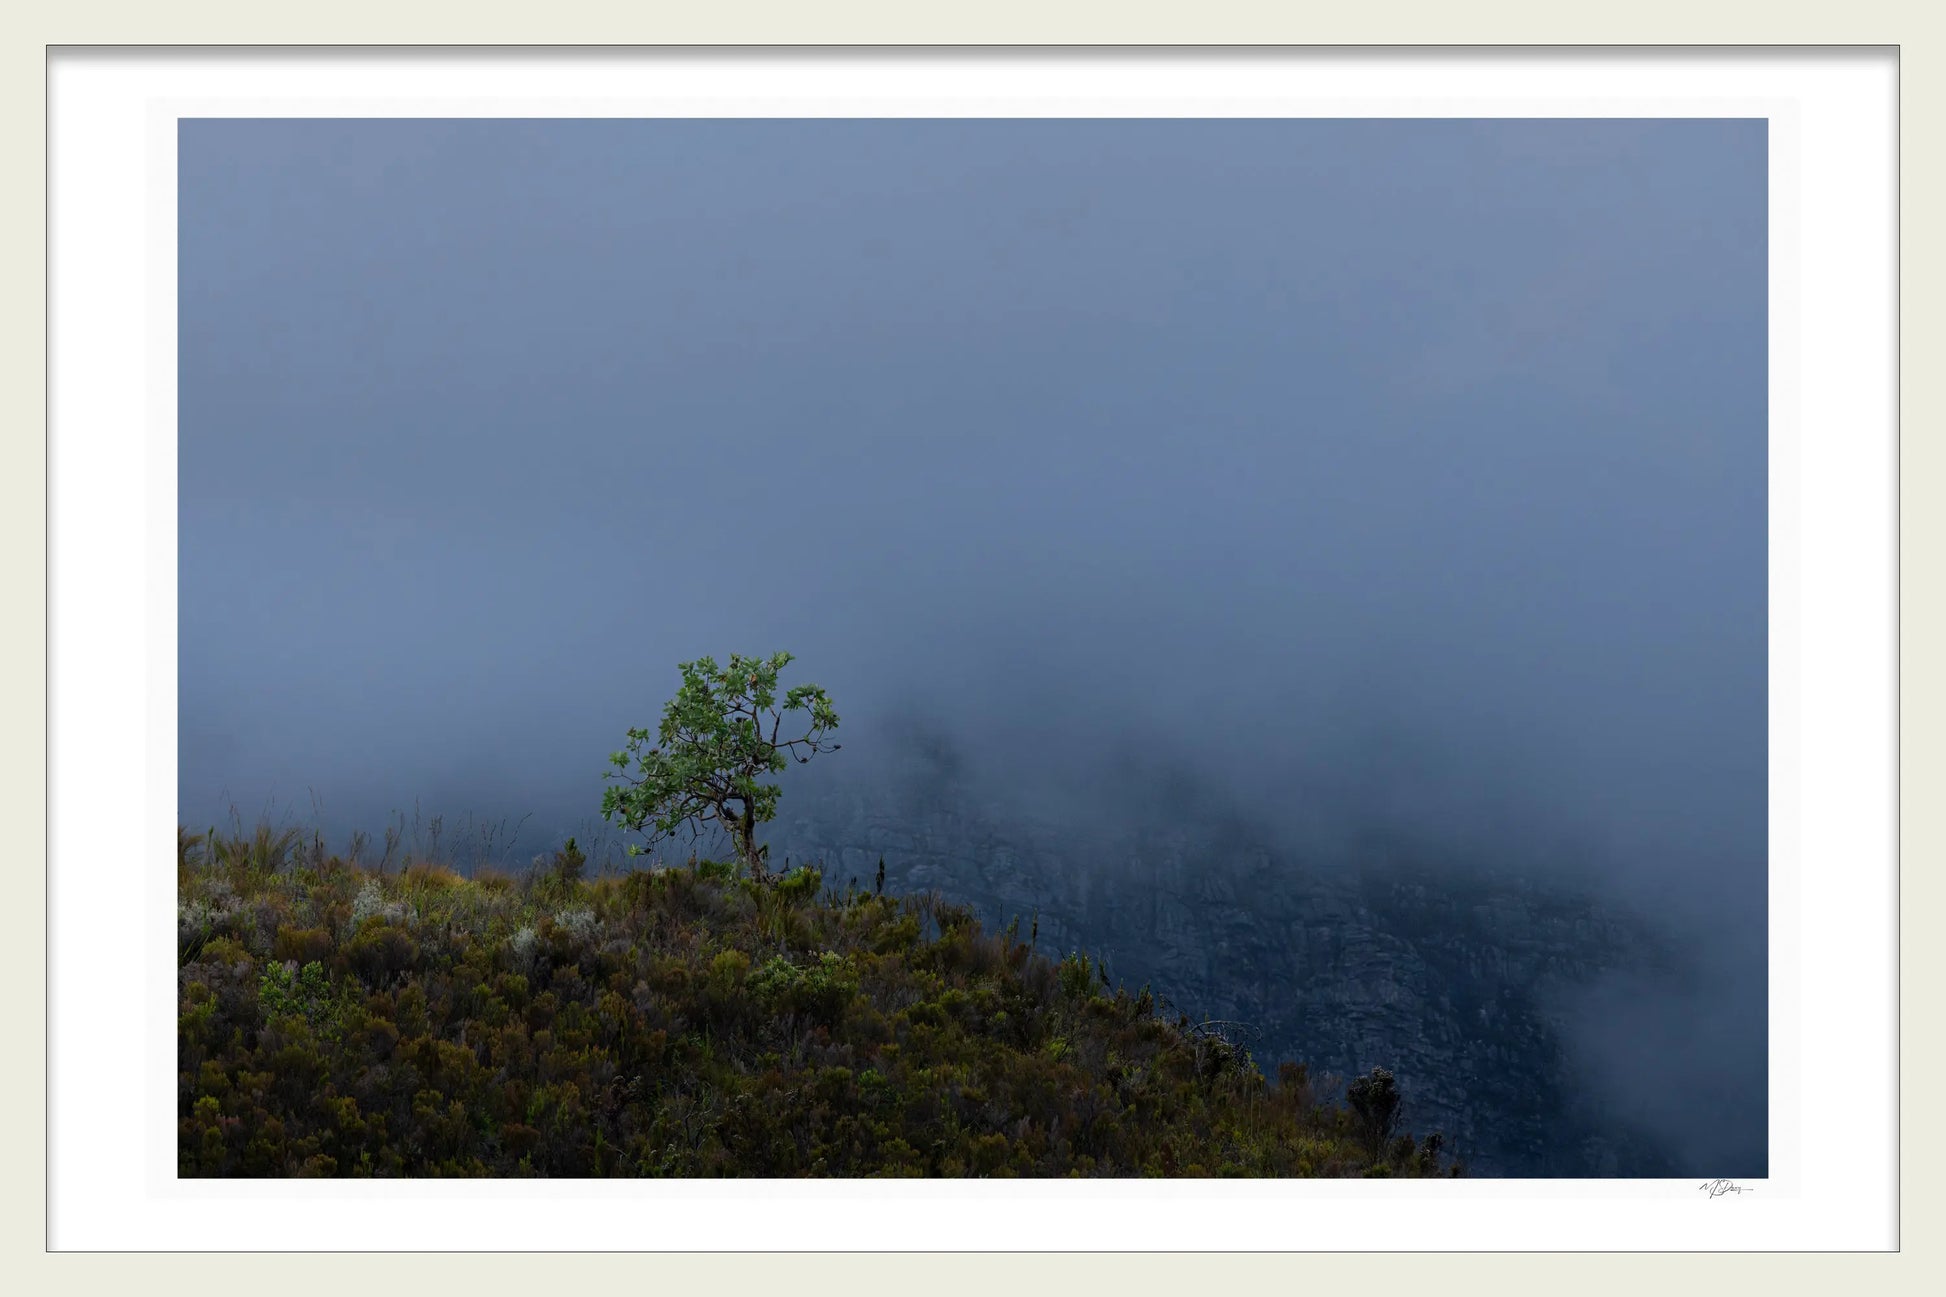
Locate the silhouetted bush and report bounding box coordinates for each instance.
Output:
[1348,1066,1403,1162]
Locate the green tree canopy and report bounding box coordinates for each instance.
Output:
[601,652,838,878]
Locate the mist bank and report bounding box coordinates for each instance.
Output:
[184,647,1762,920]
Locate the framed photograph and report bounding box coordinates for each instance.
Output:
[21,9,1928,1283]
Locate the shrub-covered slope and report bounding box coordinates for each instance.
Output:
[178,830,1458,1178]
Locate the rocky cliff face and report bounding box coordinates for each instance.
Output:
[771,770,1684,1177]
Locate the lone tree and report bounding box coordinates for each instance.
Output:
[601,651,839,878]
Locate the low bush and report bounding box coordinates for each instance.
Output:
[178,829,1460,1179]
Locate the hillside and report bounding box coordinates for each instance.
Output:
[772,761,1685,1176]
[178,827,1460,1178]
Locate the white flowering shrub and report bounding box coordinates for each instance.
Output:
[178,899,219,957]
[350,880,408,927]
[349,880,384,924]
[553,907,597,942]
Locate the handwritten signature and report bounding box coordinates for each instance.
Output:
[1698,1179,1753,1198]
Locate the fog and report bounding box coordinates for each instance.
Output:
[179,118,1767,1174]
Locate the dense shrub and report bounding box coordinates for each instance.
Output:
[178,829,1460,1179]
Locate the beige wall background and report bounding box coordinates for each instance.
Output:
[6,2,1935,1289]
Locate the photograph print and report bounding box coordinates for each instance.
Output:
[177,117,1767,1181]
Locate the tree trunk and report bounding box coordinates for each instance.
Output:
[739,804,765,880]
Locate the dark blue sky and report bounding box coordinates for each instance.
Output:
[179,117,1764,904]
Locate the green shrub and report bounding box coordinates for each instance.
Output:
[559,838,590,879]
[273,925,334,964]
[695,858,738,883]
[774,866,823,905]
[343,922,418,986]
[179,829,1457,1179]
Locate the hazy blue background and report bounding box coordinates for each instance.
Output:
[179,118,1766,1170]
